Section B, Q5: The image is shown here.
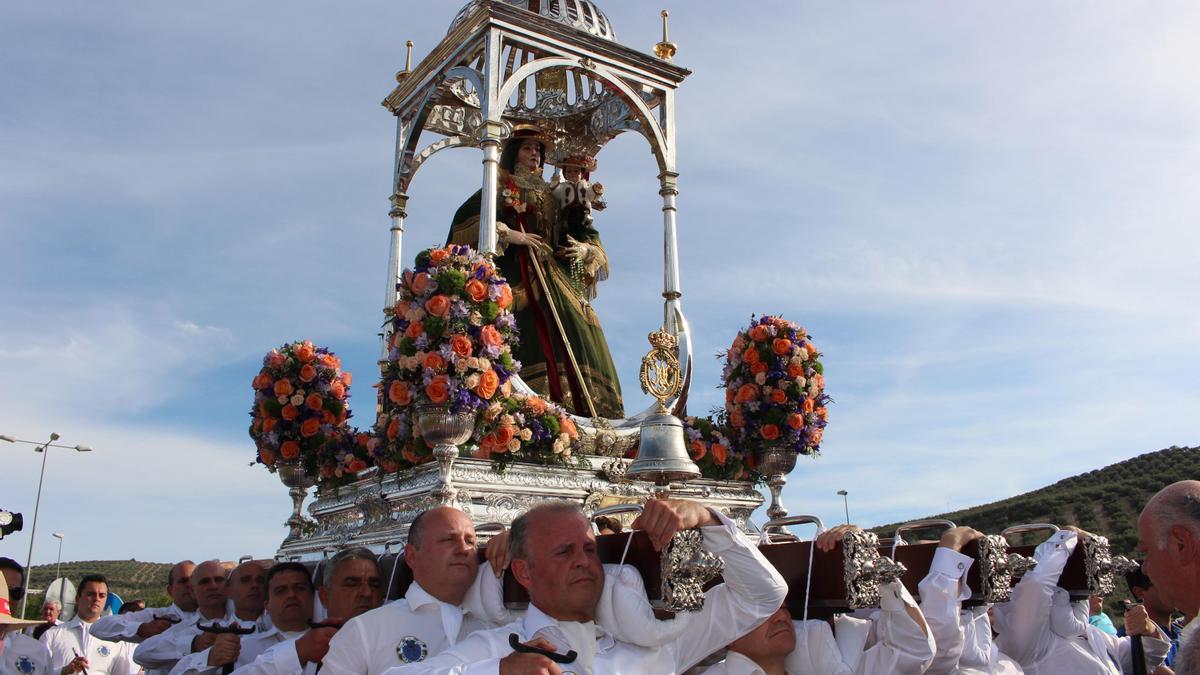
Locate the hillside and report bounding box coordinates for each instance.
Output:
[876,445,1200,554]
[21,559,173,618]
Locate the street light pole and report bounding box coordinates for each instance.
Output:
[837,489,850,525]
[1,433,93,616]
[52,532,65,610]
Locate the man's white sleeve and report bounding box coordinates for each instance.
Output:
[917,547,972,674]
[135,624,196,670]
[1094,627,1170,673]
[168,646,219,675]
[994,530,1077,668]
[668,509,789,672]
[230,637,306,675]
[92,607,155,643]
[852,580,936,675]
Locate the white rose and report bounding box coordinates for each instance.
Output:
[290,394,304,407]
[755,372,767,385]
[795,376,807,388]
[465,374,480,388]
[507,438,521,452]
[520,428,533,441]
[808,383,820,397]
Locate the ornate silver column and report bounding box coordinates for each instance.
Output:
[477,129,504,255]
[659,171,682,332]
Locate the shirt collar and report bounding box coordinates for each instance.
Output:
[720,651,769,674]
[405,581,469,615]
[521,604,611,644]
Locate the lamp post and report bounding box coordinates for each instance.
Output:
[52,532,65,610]
[837,489,850,525]
[0,433,93,616]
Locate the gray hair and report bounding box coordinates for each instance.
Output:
[1149,481,1200,548]
[509,500,587,561]
[42,599,61,610]
[323,547,380,588]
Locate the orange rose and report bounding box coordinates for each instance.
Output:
[405,321,425,339]
[299,364,317,383]
[814,373,825,389]
[280,441,300,460]
[426,376,450,404]
[266,351,285,368]
[495,425,515,446]
[320,353,340,369]
[388,381,411,406]
[296,341,316,363]
[730,409,746,428]
[425,294,451,317]
[347,458,368,473]
[805,343,818,358]
[749,325,769,342]
[480,324,503,348]
[258,447,278,466]
[734,383,760,403]
[329,380,346,400]
[527,396,547,414]
[386,418,400,441]
[772,338,792,356]
[281,404,299,421]
[450,334,473,358]
[770,389,788,404]
[786,413,805,430]
[802,397,815,413]
[710,443,728,465]
[336,409,347,425]
[465,278,488,303]
[725,387,735,404]
[476,369,499,400]
[300,418,321,437]
[810,428,824,445]
[816,406,828,420]
[411,272,431,295]
[380,458,400,473]
[341,371,352,387]
[429,248,450,264]
[742,347,760,365]
[787,363,804,378]
[751,361,768,375]
[560,416,578,438]
[423,352,446,372]
[305,393,324,411]
[496,284,513,309]
[273,379,294,397]
[690,440,707,461]
[760,424,780,441]
[321,410,336,424]
[263,417,277,433]
[252,372,272,390]
[402,447,420,463]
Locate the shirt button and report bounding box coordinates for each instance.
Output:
[957,562,965,570]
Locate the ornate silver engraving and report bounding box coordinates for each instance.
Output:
[1082,535,1140,597]
[844,530,906,609]
[661,529,723,613]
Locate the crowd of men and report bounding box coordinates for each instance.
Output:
[1,479,1197,674]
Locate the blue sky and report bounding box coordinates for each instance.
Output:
[2,1,1198,567]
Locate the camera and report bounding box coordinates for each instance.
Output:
[0,509,22,539]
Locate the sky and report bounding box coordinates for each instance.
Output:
[2,1,1198,567]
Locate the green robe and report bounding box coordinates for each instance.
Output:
[449,169,625,418]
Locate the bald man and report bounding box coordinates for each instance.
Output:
[1137,479,1200,672]
[135,561,270,675]
[93,560,198,644]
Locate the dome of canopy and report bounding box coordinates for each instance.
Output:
[450,0,617,42]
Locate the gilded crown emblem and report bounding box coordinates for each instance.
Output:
[640,329,682,413]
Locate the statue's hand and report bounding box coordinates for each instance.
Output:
[560,235,591,263]
[592,182,604,196]
[506,229,551,257]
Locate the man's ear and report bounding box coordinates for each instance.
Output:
[1172,524,1200,564]
[317,586,329,609]
[511,558,532,590]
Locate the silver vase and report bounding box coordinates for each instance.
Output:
[756,447,798,520]
[416,404,477,504]
[276,459,317,540]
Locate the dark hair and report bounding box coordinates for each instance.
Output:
[0,557,24,601]
[1125,560,1152,595]
[323,547,379,588]
[78,574,108,597]
[594,516,623,534]
[499,135,545,173]
[267,562,314,592]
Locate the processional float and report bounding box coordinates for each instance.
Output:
[260,0,1138,617]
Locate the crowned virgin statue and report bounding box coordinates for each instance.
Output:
[447,132,624,418]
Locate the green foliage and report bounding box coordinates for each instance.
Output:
[23,560,175,618]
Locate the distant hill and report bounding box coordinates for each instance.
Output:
[21,559,173,618]
[875,445,1199,553]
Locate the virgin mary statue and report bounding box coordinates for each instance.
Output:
[447,133,624,418]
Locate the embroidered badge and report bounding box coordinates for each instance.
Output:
[396,636,428,663]
[97,644,111,657]
[16,656,37,673]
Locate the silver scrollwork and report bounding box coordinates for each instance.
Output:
[844,530,906,609]
[661,529,723,613]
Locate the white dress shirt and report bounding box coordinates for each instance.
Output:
[995,530,1168,674]
[774,579,934,675]
[321,579,493,674]
[4,629,53,675]
[134,608,268,674]
[700,650,770,675]
[169,626,305,675]
[386,509,788,675]
[229,634,319,675]
[918,546,1023,674]
[41,617,137,675]
[92,603,197,643]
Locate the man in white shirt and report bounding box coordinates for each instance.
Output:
[1,560,54,675]
[1137,479,1200,670]
[135,560,270,674]
[387,497,788,675]
[320,507,489,673]
[25,599,62,640]
[704,524,934,675]
[93,560,198,645]
[995,528,1169,674]
[172,562,315,674]
[918,526,1022,674]
[233,548,388,674]
[41,574,137,675]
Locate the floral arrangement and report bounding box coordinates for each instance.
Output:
[723,315,829,459]
[501,176,527,215]
[314,428,376,487]
[475,393,584,473]
[250,340,353,475]
[684,414,751,481]
[376,245,520,469]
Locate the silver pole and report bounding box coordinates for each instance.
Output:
[659,171,681,332]
[21,435,55,617]
[477,137,501,254]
